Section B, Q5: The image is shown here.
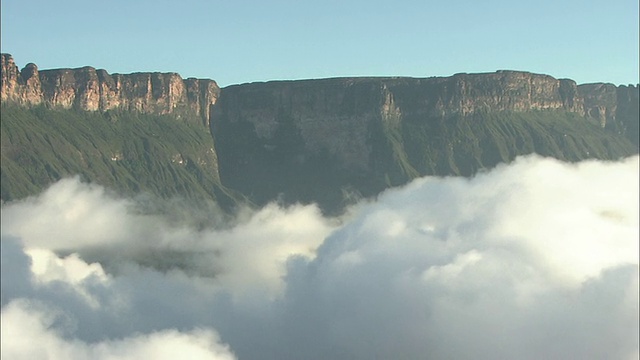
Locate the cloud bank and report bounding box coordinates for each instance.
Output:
[1,155,638,359]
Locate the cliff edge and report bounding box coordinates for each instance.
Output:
[211,74,638,211]
[1,54,219,127]
[2,54,638,213]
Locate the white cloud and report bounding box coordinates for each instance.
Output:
[1,155,638,359]
[275,155,639,359]
[1,178,335,297]
[1,300,236,360]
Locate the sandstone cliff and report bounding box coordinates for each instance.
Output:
[2,54,638,213]
[578,83,639,145]
[211,72,638,211]
[210,72,595,175]
[1,54,219,127]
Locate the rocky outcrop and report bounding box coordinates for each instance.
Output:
[579,83,639,146]
[1,55,44,105]
[615,85,640,146]
[425,71,585,116]
[3,54,638,212]
[211,71,587,173]
[211,72,638,211]
[1,54,218,127]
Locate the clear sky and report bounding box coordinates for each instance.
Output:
[1,0,638,87]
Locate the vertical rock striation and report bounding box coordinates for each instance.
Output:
[211,72,638,212]
[2,53,638,212]
[211,71,589,177]
[1,54,219,127]
[1,55,44,105]
[578,83,639,146]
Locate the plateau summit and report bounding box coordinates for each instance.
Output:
[1,53,638,213]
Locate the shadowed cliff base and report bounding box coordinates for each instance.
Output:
[0,105,245,214]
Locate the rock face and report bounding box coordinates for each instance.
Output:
[211,72,638,211]
[2,53,638,213]
[212,72,587,169]
[1,54,218,127]
[579,83,639,146]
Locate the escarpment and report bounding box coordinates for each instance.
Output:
[211,73,638,211]
[1,54,232,206]
[211,72,589,175]
[578,83,639,146]
[1,54,218,127]
[2,53,638,213]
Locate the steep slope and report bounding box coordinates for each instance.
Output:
[211,74,638,213]
[1,54,244,208]
[1,54,219,127]
[0,105,241,208]
[2,54,637,214]
[578,83,639,146]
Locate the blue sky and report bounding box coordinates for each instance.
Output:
[1,0,638,87]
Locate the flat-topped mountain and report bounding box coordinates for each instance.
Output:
[211,75,637,210]
[1,54,219,127]
[1,54,638,212]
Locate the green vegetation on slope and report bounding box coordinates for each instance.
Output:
[371,110,638,189]
[0,105,239,208]
[214,113,358,212]
[215,108,637,214]
[2,105,636,215]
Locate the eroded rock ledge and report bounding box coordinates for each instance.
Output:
[211,74,638,173]
[1,54,219,127]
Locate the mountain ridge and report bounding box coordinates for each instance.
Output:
[1,53,638,213]
[1,54,219,128]
[210,75,637,211]
[4,53,638,128]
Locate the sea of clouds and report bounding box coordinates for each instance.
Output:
[1,154,638,360]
